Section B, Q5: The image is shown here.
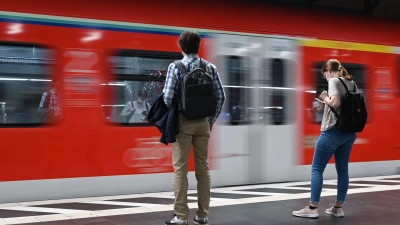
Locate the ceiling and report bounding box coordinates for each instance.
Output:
[253,0,400,21]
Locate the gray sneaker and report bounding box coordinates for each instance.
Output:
[193,215,209,225]
[325,205,345,217]
[292,206,319,218]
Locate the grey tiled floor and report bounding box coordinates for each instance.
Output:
[2,176,399,225]
[13,190,400,225]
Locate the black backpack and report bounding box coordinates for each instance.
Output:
[173,58,217,120]
[330,78,367,133]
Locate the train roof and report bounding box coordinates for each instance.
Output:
[0,0,399,46]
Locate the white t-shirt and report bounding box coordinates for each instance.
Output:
[121,100,151,123]
[321,77,359,131]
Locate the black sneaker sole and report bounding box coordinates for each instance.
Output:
[193,221,209,225]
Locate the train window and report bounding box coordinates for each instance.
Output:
[310,62,369,123]
[105,50,181,125]
[223,56,252,125]
[0,43,55,127]
[262,59,288,125]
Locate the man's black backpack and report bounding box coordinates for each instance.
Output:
[173,58,217,120]
[330,78,367,133]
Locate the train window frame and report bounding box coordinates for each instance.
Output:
[266,58,288,125]
[311,61,370,123]
[105,49,182,127]
[221,55,252,126]
[0,42,56,128]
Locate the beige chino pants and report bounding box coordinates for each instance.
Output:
[172,113,211,220]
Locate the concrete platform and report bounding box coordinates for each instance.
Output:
[0,175,399,225]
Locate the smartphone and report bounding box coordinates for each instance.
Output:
[315,98,324,103]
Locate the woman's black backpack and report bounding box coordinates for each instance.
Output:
[330,78,368,133]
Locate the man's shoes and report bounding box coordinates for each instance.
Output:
[165,214,188,225]
[292,206,319,218]
[193,215,209,225]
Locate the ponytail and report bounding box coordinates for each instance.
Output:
[338,66,353,81]
[323,59,354,81]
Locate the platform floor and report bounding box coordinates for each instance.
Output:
[1,175,399,225]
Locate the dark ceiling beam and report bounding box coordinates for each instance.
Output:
[252,0,382,17]
[304,0,321,4]
[364,0,380,14]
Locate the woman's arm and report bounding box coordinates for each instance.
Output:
[320,91,340,108]
[120,102,135,117]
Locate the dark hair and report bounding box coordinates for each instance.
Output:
[137,90,148,98]
[179,30,201,54]
[321,59,353,81]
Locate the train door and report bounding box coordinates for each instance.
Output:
[259,38,298,182]
[212,34,253,186]
[395,55,400,153]
[212,34,298,186]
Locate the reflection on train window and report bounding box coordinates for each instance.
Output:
[261,59,287,125]
[309,62,368,123]
[0,43,55,126]
[105,50,181,125]
[224,56,251,125]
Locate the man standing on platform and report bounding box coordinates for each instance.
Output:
[163,30,225,225]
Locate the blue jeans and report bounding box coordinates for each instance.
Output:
[310,126,357,203]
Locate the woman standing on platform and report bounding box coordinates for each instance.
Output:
[292,59,358,218]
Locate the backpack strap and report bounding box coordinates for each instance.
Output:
[199,58,207,71]
[337,77,349,92]
[329,78,355,118]
[328,78,344,119]
[329,105,339,118]
[173,60,188,74]
[172,60,187,107]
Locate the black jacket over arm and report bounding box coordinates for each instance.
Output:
[147,93,179,145]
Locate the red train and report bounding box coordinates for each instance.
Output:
[0,0,399,203]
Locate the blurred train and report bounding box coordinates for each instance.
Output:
[0,0,400,203]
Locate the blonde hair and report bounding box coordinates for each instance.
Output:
[321,59,353,81]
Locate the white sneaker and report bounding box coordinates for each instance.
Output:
[325,205,345,217]
[292,206,319,218]
[165,214,188,225]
